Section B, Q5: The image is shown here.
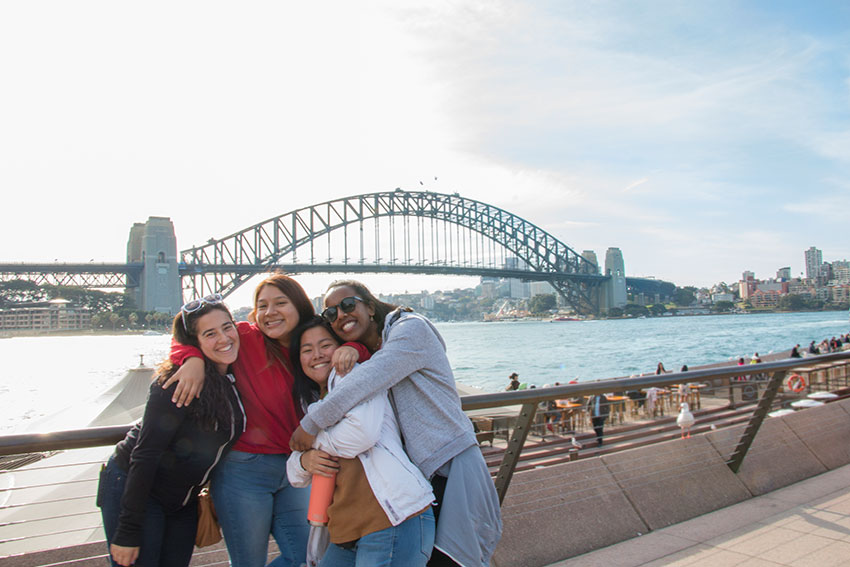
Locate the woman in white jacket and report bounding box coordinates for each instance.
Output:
[286,316,435,567]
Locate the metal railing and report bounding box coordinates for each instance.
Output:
[1,350,848,562]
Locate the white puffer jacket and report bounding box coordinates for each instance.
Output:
[287,366,434,526]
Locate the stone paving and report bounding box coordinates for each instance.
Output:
[549,463,850,567]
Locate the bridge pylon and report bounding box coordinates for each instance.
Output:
[127,217,182,314]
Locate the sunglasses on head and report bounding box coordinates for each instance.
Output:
[181,293,224,331]
[321,296,363,323]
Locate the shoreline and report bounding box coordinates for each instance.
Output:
[0,329,167,339]
[1,308,845,337]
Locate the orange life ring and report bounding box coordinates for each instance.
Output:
[786,374,806,393]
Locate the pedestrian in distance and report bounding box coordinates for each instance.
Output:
[505,372,520,391]
[586,393,610,448]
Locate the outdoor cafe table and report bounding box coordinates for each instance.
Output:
[556,400,584,432]
[670,383,704,409]
[606,395,628,424]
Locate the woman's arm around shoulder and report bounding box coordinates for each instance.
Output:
[313,383,386,458]
[299,314,440,435]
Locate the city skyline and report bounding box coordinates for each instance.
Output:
[2,2,848,302]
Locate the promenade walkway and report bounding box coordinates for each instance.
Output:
[550,463,850,567]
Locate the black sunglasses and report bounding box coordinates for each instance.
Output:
[321,296,363,323]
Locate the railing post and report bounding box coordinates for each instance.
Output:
[727,370,786,473]
[493,403,537,504]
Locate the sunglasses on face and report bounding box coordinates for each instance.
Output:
[181,293,224,331]
[321,296,363,323]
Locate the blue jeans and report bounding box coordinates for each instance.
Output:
[98,455,197,567]
[211,450,310,567]
[319,508,435,567]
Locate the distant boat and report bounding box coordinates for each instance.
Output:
[142,330,163,336]
[551,316,580,322]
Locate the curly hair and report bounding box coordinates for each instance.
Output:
[324,279,402,334]
[159,303,237,430]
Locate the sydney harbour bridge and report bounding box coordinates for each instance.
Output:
[0,191,625,315]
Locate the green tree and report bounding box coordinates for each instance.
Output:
[648,303,667,316]
[529,294,557,314]
[0,280,44,304]
[606,307,624,318]
[713,300,735,312]
[674,287,697,306]
[109,312,120,331]
[623,303,649,317]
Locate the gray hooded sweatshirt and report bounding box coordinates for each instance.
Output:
[300,309,477,479]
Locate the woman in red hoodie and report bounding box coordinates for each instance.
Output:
[166,273,347,567]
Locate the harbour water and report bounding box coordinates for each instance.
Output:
[0,310,846,434]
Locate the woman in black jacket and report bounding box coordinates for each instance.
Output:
[98,297,246,567]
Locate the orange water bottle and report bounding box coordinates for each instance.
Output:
[307,473,336,526]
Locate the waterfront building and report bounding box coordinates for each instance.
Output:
[739,271,756,300]
[420,294,436,310]
[509,278,530,299]
[787,280,815,297]
[832,261,850,285]
[529,281,556,297]
[831,285,850,304]
[805,246,822,281]
[711,291,735,303]
[0,299,91,331]
[749,289,780,309]
[479,280,497,299]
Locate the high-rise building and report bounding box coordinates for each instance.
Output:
[805,247,822,281]
[776,267,791,281]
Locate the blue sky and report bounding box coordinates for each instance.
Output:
[0,1,848,305]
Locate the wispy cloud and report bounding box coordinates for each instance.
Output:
[623,178,649,193]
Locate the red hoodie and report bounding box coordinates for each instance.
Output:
[171,321,368,454]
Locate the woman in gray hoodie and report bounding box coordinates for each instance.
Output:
[290,280,502,567]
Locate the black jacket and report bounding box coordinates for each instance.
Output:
[112,374,245,547]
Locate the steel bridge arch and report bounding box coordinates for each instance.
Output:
[181,191,606,313]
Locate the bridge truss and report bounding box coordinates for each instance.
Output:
[181,191,606,313]
[0,264,142,288]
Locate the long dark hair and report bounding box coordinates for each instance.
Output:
[325,279,404,334]
[249,272,315,371]
[157,303,236,430]
[289,316,343,412]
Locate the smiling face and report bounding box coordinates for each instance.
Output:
[298,325,340,390]
[195,309,240,374]
[255,284,301,343]
[323,285,377,345]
